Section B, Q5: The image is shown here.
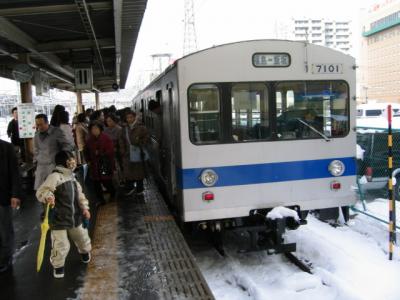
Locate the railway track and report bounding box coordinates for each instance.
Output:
[284,252,313,274]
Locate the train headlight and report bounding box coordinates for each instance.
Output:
[200,169,218,187]
[328,160,345,177]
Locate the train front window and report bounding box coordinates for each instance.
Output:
[188,84,221,144]
[275,81,349,139]
[231,83,270,141]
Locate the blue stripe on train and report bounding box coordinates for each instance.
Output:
[177,157,356,189]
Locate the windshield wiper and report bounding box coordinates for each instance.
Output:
[296,118,331,142]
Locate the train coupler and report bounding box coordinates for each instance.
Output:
[239,206,306,254]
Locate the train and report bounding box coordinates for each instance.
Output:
[133,39,357,253]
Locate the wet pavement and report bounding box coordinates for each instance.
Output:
[2,191,89,300]
[1,177,214,300]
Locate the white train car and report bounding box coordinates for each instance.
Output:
[134,40,356,252]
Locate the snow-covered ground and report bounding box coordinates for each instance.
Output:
[191,199,400,300]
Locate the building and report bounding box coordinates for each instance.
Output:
[292,18,352,54]
[360,0,400,103]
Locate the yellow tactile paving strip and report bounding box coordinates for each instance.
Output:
[80,202,119,300]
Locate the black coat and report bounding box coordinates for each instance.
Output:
[7,119,21,146]
[0,140,21,206]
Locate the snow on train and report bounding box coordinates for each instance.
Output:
[133,40,356,253]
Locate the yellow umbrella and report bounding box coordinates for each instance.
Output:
[37,203,50,272]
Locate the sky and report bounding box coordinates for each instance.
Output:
[0,0,378,96]
[126,0,377,90]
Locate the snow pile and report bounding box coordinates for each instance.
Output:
[356,144,365,160]
[194,240,331,300]
[266,206,299,221]
[193,199,400,300]
[286,215,400,300]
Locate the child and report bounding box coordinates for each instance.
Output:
[36,150,91,278]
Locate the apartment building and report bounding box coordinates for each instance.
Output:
[292,18,352,54]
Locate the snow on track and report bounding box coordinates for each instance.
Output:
[192,204,400,300]
[191,230,335,300]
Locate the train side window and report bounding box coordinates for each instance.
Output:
[365,109,382,117]
[231,83,270,142]
[188,84,221,144]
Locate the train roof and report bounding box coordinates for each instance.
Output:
[136,39,355,96]
[179,39,355,61]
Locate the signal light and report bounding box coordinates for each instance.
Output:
[202,191,214,201]
[331,181,341,190]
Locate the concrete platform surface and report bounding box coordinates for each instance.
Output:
[1,179,214,300]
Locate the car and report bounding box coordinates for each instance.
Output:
[357,103,400,118]
[357,129,400,198]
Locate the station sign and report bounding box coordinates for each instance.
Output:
[17,103,36,138]
[75,68,93,90]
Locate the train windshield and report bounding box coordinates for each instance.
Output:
[188,80,349,144]
[231,83,270,141]
[275,81,349,140]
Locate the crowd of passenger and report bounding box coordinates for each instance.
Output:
[1,104,149,278]
[36,104,149,199]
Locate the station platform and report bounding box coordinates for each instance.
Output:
[1,178,214,300]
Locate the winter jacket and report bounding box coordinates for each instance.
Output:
[33,125,74,190]
[84,132,115,181]
[60,124,75,148]
[104,125,122,147]
[119,123,149,181]
[36,166,89,230]
[7,119,22,147]
[74,122,88,151]
[0,140,21,206]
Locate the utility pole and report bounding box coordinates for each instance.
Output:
[150,53,172,80]
[183,0,198,56]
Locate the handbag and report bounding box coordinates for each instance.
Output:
[126,127,149,162]
[98,155,112,176]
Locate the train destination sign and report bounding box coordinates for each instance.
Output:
[252,53,290,67]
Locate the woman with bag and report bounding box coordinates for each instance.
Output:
[119,110,149,196]
[84,121,115,204]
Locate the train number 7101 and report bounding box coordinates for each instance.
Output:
[312,63,343,74]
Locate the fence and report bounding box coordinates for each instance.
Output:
[356,127,400,201]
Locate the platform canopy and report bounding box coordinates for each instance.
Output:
[0,0,147,92]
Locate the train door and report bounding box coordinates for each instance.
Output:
[140,99,145,124]
[167,85,176,195]
[159,85,176,198]
[158,90,168,181]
